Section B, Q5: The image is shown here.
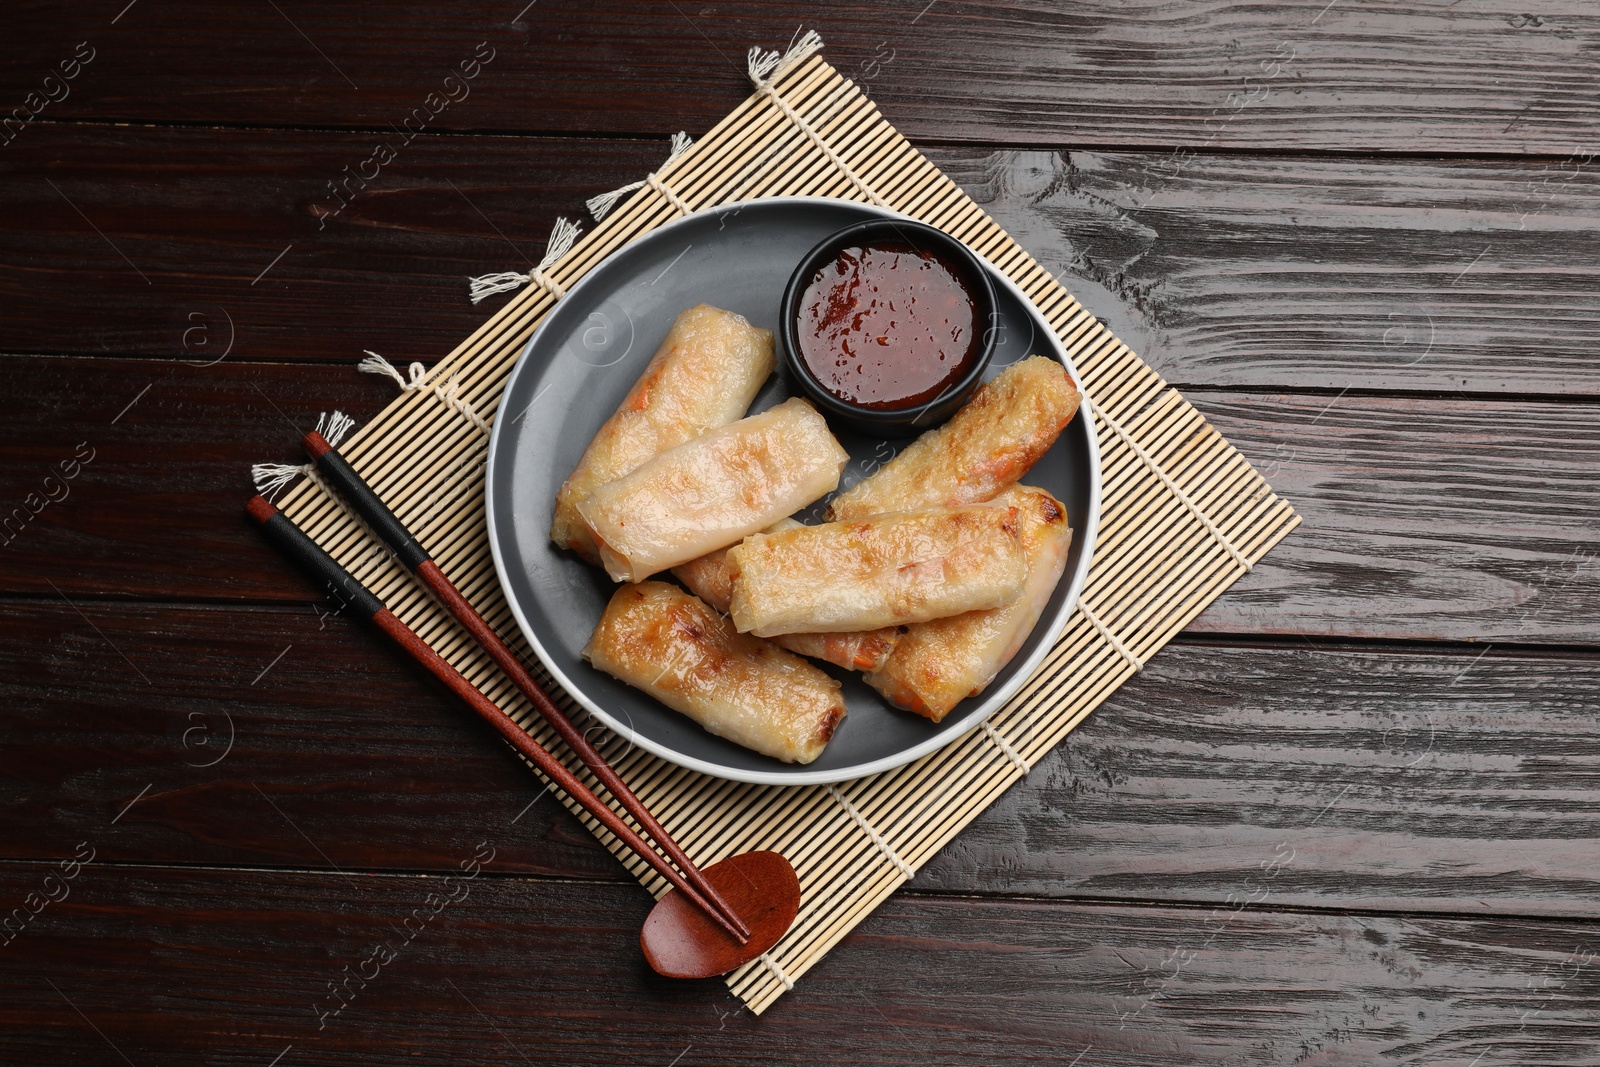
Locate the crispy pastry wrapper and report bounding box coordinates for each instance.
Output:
[579,398,847,583]
[767,628,900,674]
[552,304,774,561]
[827,355,1080,523]
[672,519,901,671]
[582,581,846,764]
[727,505,1027,637]
[865,486,1072,722]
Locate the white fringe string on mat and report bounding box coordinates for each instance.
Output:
[747,30,889,209]
[358,350,426,391]
[585,131,694,222]
[828,784,914,880]
[250,410,354,501]
[466,215,582,305]
[359,352,491,436]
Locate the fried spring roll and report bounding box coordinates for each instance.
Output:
[552,304,774,562]
[727,505,1027,637]
[579,398,848,583]
[582,581,845,764]
[672,519,902,671]
[667,523,784,613]
[827,355,1081,522]
[866,486,1072,722]
[772,627,901,674]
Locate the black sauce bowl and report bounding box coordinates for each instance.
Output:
[778,217,997,438]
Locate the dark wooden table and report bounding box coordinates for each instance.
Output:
[3,3,1598,1063]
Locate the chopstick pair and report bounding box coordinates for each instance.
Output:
[245,429,752,946]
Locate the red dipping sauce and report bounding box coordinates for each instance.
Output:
[796,240,978,410]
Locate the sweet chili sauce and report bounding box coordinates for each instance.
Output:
[796,239,978,410]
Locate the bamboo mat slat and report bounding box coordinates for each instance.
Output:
[268,40,1300,1014]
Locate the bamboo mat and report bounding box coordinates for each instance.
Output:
[267,34,1300,1014]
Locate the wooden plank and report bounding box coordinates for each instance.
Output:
[0,357,396,603]
[2,861,1598,1063]
[2,2,1595,152]
[6,599,1600,921]
[5,126,1599,397]
[1187,390,1600,644]
[0,126,657,363]
[5,356,1597,645]
[948,148,1600,397]
[0,599,621,881]
[919,641,1600,919]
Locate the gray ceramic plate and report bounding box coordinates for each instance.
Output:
[485,197,1100,785]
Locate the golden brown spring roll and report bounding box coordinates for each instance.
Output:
[772,628,901,674]
[827,355,1080,522]
[582,581,845,764]
[579,398,848,583]
[727,505,1027,637]
[552,304,774,562]
[866,486,1072,722]
[672,520,901,671]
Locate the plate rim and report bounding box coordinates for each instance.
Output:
[485,194,1101,786]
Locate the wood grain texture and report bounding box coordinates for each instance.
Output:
[0,599,620,881]
[952,148,1600,396]
[1,1,1595,152]
[0,357,394,602]
[0,125,655,363]
[5,357,1597,645]
[1,862,1597,1066]
[1188,390,1600,644]
[918,642,1600,919]
[5,127,1598,397]
[6,0,1600,1049]
[6,600,1600,923]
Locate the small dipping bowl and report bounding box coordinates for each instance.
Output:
[779,218,997,437]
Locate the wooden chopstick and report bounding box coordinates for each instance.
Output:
[297,430,754,942]
[244,494,750,945]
